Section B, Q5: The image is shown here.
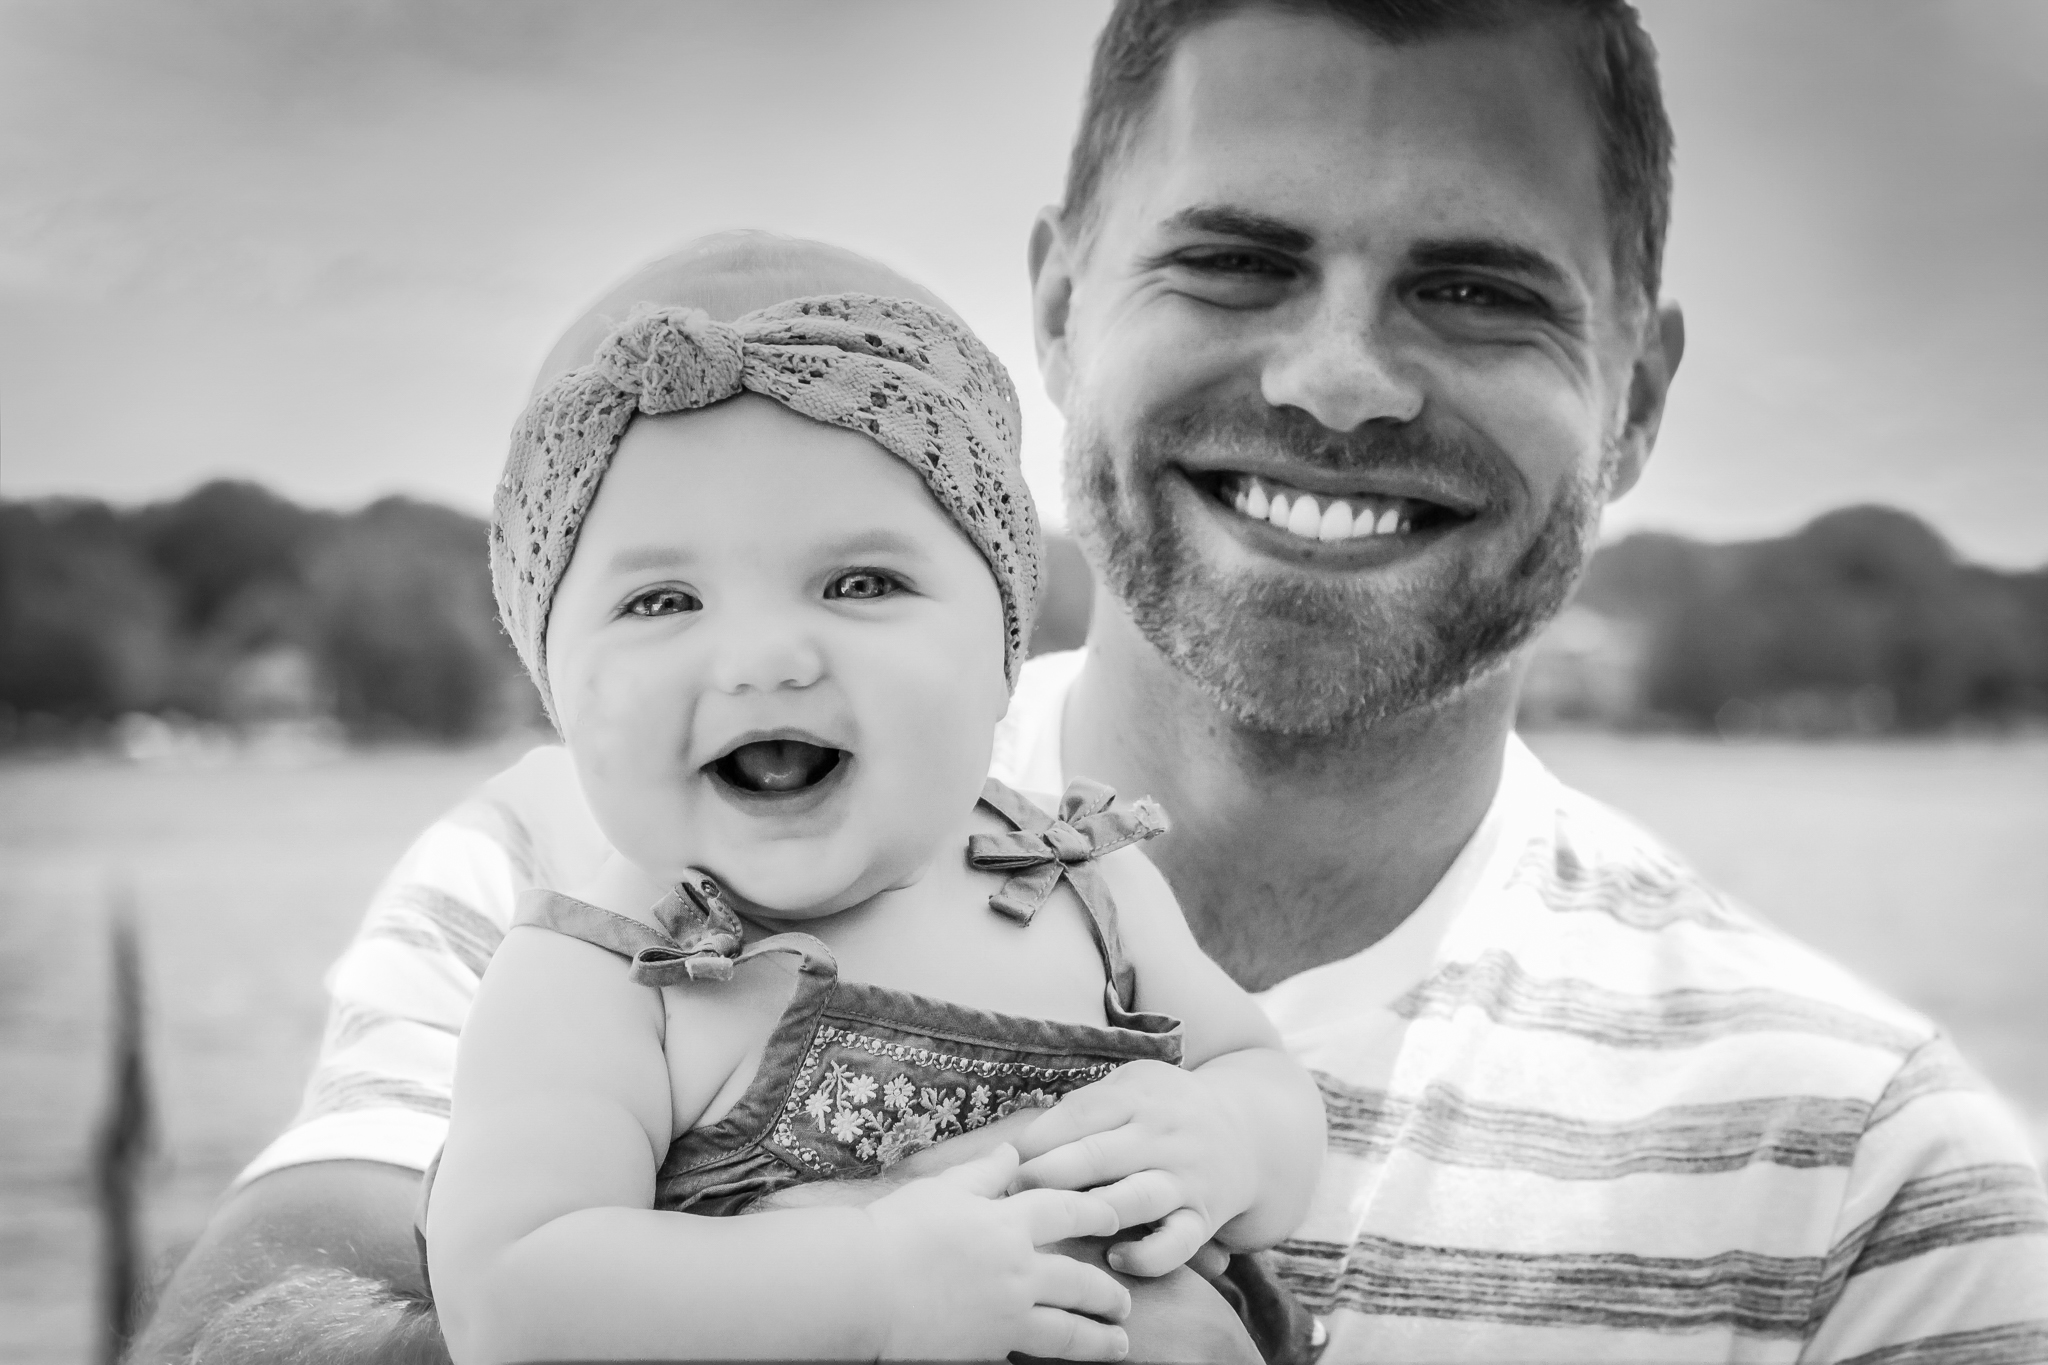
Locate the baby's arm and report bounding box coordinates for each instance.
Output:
[1012,845,1326,1276]
[428,919,1129,1363]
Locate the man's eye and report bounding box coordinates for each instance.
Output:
[623,586,701,617]
[1175,248,1294,279]
[825,570,899,601]
[1420,280,1536,311]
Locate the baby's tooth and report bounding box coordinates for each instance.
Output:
[1268,492,1291,528]
[1350,502,1382,537]
[1233,480,1251,513]
[1286,494,1322,538]
[1375,507,1401,534]
[1318,500,1354,541]
[1245,479,1269,519]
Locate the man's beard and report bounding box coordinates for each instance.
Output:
[1064,398,1604,739]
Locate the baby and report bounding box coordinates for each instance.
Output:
[423,237,1326,1363]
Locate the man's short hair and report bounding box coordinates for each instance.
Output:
[1061,0,1675,309]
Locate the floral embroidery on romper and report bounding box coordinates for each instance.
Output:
[773,1023,1120,1170]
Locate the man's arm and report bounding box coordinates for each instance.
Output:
[131,746,607,1364]
[128,1161,446,1365]
[1800,1036,2048,1362]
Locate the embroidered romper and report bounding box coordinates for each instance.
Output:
[421,778,1316,1361]
[565,777,1184,1209]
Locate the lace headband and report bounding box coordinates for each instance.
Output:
[490,293,1040,725]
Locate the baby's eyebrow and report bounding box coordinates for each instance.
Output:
[606,546,693,573]
[822,528,929,559]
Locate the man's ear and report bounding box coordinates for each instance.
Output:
[1607,299,1685,501]
[1028,207,1077,413]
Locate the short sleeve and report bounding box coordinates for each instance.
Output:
[230,754,580,1186]
[1800,1035,2048,1362]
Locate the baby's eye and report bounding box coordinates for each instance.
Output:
[623,586,701,618]
[824,569,900,602]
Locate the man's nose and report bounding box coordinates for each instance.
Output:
[1259,289,1424,433]
[708,611,825,694]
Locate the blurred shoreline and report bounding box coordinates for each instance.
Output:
[8,483,2047,756]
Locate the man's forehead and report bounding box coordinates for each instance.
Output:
[1120,9,1614,289]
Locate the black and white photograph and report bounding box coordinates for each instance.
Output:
[3,2,2045,1362]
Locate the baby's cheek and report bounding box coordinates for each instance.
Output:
[567,670,697,861]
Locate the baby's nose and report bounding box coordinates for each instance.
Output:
[708,621,824,693]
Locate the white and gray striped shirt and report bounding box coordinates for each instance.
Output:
[243,648,2048,1362]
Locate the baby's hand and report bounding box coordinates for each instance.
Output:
[865,1143,1131,1362]
[1011,1060,1258,1277]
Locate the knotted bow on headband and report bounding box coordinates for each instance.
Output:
[967,778,1169,924]
[489,293,1039,726]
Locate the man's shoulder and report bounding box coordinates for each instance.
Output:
[1467,765,1940,1072]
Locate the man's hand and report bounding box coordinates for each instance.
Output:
[865,1144,1131,1363]
[1010,1060,1259,1278]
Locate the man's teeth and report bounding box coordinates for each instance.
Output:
[1228,476,1416,541]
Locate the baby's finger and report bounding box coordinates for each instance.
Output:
[1012,1125,1149,1194]
[1015,1307,1130,1363]
[1009,1186,1121,1246]
[1089,1168,1184,1230]
[1012,1081,1137,1162]
[1106,1206,1210,1278]
[931,1141,1019,1200]
[1032,1248,1132,1324]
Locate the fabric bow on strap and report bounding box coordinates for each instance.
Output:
[967,778,1168,924]
[626,872,748,986]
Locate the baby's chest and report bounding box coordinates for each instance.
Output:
[818,876,1113,1028]
[652,878,1118,1145]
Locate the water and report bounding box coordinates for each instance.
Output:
[2,735,2043,1362]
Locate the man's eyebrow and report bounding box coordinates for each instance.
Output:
[1409,238,1573,291]
[1159,205,1315,254]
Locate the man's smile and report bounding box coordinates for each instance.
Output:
[1183,467,1481,556]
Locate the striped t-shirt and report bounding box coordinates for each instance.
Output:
[244,648,2048,1362]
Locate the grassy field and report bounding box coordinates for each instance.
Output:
[2,734,2044,1363]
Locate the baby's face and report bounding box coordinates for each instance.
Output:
[545,394,1012,918]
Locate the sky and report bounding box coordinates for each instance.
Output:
[2,0,2044,566]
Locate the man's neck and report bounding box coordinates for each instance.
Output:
[1063,590,1517,991]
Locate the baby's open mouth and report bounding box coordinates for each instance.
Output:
[709,739,847,795]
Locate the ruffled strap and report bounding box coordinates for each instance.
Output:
[513,871,834,987]
[969,778,1169,1017]
[967,777,1168,924]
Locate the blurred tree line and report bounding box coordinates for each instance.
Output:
[0,481,533,744]
[1529,505,2048,734]
[3,486,2044,746]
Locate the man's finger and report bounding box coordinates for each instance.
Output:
[1012,1081,1137,1162]
[1016,1306,1130,1363]
[1010,1187,1121,1245]
[1188,1239,1231,1281]
[1031,1248,1133,1323]
[1012,1125,1147,1194]
[1090,1168,1184,1230]
[1106,1206,1210,1278]
[933,1142,1018,1199]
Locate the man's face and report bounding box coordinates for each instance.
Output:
[1037,9,1677,736]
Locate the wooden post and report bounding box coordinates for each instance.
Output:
[92,885,155,1365]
